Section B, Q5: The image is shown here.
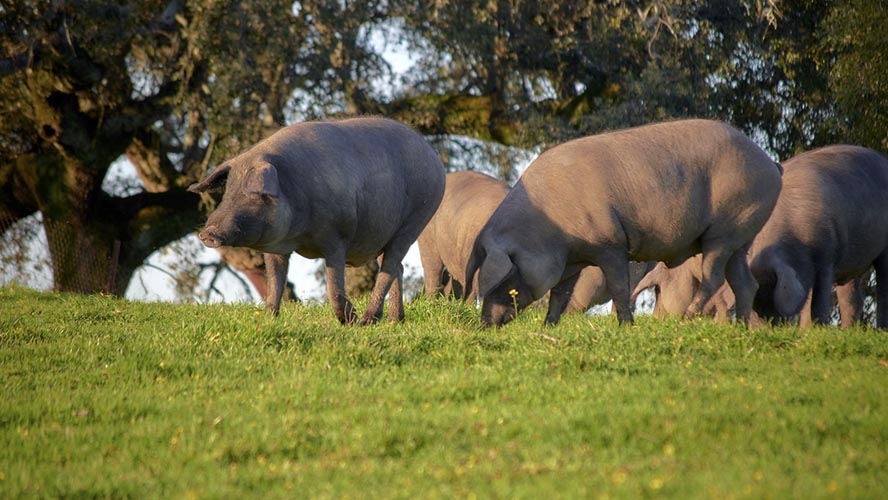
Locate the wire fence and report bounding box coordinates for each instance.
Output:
[0,212,306,304]
[1,213,55,292]
[0,212,186,300]
[0,212,131,295]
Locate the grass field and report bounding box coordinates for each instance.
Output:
[1,285,887,498]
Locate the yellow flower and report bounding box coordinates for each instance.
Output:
[508,289,518,297]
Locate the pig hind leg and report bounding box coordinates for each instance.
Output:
[361,236,412,325]
[836,278,863,328]
[385,255,405,322]
[420,245,445,298]
[874,252,888,328]
[684,243,731,321]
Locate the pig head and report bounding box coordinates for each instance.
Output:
[190,161,288,252]
[189,117,445,325]
[465,119,782,327]
[749,145,888,328]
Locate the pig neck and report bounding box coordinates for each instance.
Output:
[262,182,313,256]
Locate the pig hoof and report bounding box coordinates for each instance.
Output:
[359,311,382,326]
[337,313,358,325]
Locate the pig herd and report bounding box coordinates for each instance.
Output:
[191,116,888,329]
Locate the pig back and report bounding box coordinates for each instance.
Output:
[513,119,781,262]
[755,145,888,280]
[426,171,510,283]
[261,117,445,262]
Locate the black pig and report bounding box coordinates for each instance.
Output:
[189,117,445,325]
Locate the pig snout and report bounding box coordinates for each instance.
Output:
[197,226,225,248]
[481,302,517,328]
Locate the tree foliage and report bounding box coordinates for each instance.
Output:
[823,0,888,150]
[1,0,885,299]
[0,0,387,295]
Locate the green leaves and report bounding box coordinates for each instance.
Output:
[823,0,888,150]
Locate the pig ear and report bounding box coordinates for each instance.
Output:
[478,247,516,298]
[188,164,231,193]
[773,261,807,317]
[245,162,280,198]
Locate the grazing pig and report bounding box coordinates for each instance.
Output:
[632,256,864,327]
[419,171,652,312]
[188,117,445,325]
[630,257,736,321]
[419,171,510,300]
[465,119,782,327]
[749,145,888,328]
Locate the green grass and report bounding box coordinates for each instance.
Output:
[1,285,887,498]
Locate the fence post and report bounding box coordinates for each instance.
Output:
[105,239,121,294]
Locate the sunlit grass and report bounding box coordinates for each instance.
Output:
[1,286,887,498]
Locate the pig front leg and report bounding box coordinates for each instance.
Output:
[264,253,290,316]
[362,236,414,325]
[809,267,835,326]
[447,273,468,301]
[564,267,606,315]
[799,292,813,328]
[325,251,358,325]
[545,272,581,326]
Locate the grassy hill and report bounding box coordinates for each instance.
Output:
[2,286,887,498]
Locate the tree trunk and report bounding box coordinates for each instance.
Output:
[17,144,201,296]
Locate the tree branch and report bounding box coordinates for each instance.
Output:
[126,129,184,192]
[114,188,199,221]
[385,93,520,145]
[102,80,179,139]
[381,91,585,147]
